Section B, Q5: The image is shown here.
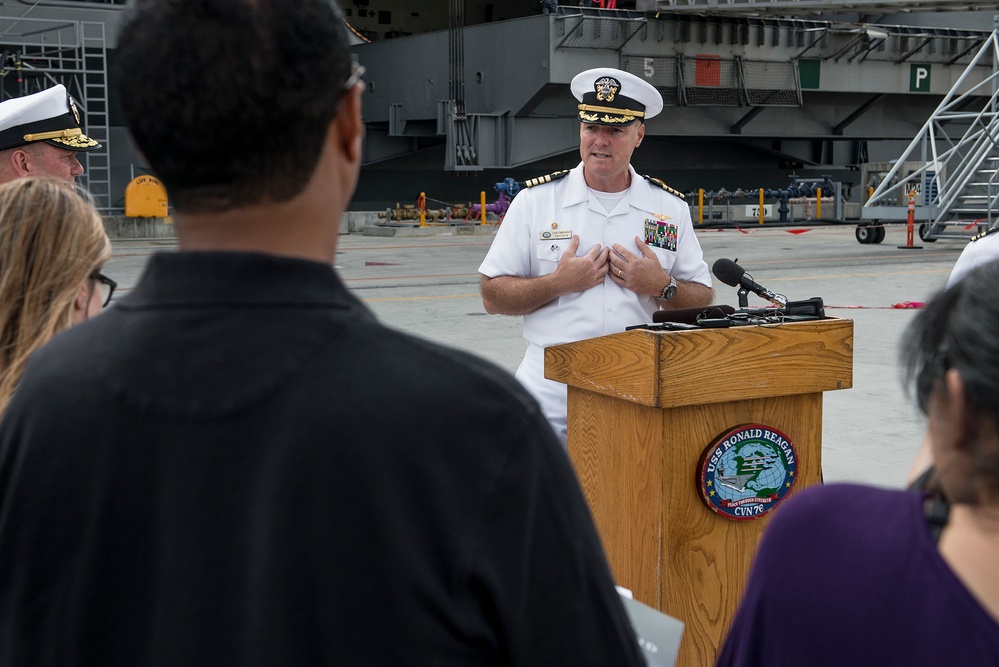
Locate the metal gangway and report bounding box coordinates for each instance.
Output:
[656,0,995,14]
[860,16,999,243]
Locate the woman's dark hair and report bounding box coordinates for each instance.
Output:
[113,0,353,213]
[903,258,999,497]
[903,259,999,417]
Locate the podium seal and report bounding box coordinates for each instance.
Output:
[697,424,798,521]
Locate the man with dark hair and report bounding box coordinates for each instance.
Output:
[0,1,644,664]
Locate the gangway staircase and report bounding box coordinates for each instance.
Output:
[657,0,998,14]
[860,16,999,243]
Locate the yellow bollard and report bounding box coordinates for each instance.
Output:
[698,188,704,225]
[419,191,426,227]
[759,188,764,225]
[816,187,822,220]
[481,191,487,225]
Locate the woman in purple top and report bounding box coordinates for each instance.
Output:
[717,259,999,666]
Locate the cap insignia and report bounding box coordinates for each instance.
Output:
[69,97,80,125]
[594,76,619,103]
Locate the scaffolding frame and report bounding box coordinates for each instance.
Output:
[0,15,110,211]
[862,17,999,238]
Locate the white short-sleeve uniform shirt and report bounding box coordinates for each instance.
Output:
[479,162,711,439]
[947,227,999,287]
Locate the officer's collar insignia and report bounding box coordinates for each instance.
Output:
[594,76,620,103]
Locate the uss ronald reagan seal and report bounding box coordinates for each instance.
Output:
[697,424,798,521]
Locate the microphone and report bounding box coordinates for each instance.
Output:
[652,304,735,324]
[712,258,788,307]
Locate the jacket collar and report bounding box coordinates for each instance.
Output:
[120,251,365,312]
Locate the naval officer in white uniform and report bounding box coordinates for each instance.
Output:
[947,225,999,287]
[478,67,713,441]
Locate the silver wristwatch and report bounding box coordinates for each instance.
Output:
[656,275,677,301]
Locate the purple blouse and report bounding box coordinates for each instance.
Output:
[717,483,999,666]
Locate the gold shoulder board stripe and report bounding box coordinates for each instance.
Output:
[643,175,685,200]
[523,170,570,188]
[972,225,999,242]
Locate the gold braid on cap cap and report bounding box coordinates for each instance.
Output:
[22,128,82,142]
[577,103,645,123]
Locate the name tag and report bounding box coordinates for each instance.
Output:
[540,229,572,240]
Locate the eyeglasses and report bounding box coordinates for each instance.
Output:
[343,61,366,92]
[331,61,365,112]
[91,271,117,307]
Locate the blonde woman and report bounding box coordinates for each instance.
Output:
[0,177,112,415]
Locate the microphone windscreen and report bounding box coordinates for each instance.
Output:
[712,258,745,287]
[652,304,735,324]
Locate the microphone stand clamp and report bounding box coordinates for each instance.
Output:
[737,287,750,309]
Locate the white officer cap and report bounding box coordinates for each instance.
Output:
[571,67,663,126]
[0,84,100,152]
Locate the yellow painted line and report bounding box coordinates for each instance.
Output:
[344,272,480,282]
[361,269,951,304]
[362,293,481,304]
[748,268,950,283]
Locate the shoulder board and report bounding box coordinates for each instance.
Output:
[643,175,685,200]
[971,225,999,242]
[522,170,570,188]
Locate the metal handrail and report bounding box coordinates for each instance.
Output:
[864,24,999,225]
[657,0,993,14]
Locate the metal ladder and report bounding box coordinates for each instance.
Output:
[78,21,111,212]
[862,17,999,241]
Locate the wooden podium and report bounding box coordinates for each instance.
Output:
[545,318,853,667]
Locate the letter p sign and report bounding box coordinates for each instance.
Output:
[910,65,931,92]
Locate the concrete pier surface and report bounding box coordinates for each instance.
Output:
[105,222,964,488]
